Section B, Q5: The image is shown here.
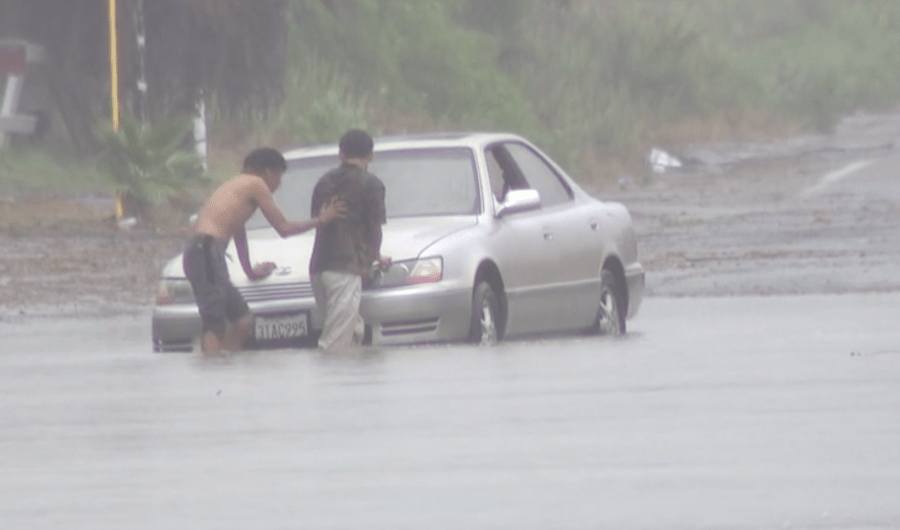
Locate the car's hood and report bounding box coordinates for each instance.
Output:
[162,216,477,282]
[378,216,477,259]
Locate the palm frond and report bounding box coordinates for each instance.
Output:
[143,115,195,156]
[96,109,209,222]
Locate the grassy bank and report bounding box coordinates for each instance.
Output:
[251,0,900,186]
[0,146,110,196]
[4,0,900,196]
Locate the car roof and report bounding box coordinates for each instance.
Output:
[283,131,525,160]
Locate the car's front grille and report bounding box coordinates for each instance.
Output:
[154,339,193,353]
[238,282,314,303]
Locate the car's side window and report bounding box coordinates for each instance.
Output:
[484,148,506,201]
[504,142,573,208]
[486,144,531,204]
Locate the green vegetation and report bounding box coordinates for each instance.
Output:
[259,0,900,180]
[4,0,900,196]
[229,0,540,146]
[97,111,207,221]
[0,146,111,195]
[684,0,900,131]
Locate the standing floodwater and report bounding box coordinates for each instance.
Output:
[2,294,899,529]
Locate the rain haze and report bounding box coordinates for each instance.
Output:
[2,2,900,529]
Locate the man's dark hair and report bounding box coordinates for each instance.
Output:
[243,147,287,175]
[339,129,374,159]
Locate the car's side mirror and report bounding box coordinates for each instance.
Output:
[497,189,541,218]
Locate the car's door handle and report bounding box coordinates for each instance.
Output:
[589,218,600,230]
[543,230,553,241]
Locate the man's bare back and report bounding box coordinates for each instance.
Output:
[194,168,343,280]
[194,174,268,241]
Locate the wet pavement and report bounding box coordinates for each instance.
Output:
[2,294,899,529]
[613,138,900,299]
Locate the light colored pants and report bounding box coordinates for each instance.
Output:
[312,271,365,351]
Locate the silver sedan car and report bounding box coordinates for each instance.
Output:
[152,132,644,351]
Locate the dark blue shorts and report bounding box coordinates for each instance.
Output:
[182,235,250,335]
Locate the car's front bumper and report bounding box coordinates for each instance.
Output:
[625,263,645,319]
[152,296,322,352]
[151,282,473,352]
[151,304,201,352]
[362,284,472,346]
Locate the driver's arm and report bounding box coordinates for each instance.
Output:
[250,179,321,237]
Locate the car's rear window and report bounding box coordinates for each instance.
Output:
[247,147,479,229]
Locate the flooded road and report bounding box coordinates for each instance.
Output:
[2,294,899,529]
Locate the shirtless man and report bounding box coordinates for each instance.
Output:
[184,147,345,355]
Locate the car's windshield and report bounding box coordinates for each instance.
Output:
[247,147,479,229]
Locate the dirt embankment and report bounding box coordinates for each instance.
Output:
[606,111,900,298]
[2,112,900,320]
[612,157,900,298]
[0,197,187,319]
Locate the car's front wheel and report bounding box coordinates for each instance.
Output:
[468,281,502,345]
[593,269,626,336]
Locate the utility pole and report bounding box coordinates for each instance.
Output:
[109,0,129,222]
[108,0,120,131]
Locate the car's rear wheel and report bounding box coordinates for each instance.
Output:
[468,281,502,345]
[594,269,626,336]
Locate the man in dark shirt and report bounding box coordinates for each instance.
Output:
[309,129,390,350]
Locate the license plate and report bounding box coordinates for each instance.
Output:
[255,313,308,341]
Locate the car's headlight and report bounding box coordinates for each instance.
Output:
[155,278,195,305]
[371,257,443,289]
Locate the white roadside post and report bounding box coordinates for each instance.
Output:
[194,93,208,171]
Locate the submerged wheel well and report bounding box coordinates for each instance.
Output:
[602,256,628,315]
[474,261,507,331]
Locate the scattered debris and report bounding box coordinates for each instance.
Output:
[117,217,138,231]
[647,148,683,174]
